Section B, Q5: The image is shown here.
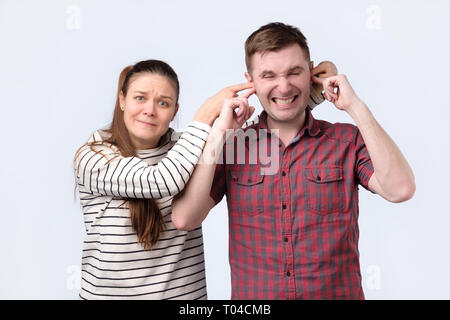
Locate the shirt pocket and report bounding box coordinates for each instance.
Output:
[304,166,345,215]
[229,166,265,216]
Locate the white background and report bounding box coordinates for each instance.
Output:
[0,0,449,299]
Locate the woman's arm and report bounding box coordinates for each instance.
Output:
[75,83,255,200]
[172,95,255,230]
[74,121,210,199]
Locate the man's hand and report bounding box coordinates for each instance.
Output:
[322,74,363,112]
[215,89,256,132]
[194,83,255,126]
[311,61,338,97]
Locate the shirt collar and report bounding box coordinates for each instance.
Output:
[256,107,321,137]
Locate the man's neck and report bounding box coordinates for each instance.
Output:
[266,111,306,146]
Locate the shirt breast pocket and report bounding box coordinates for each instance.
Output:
[304,166,345,215]
[229,167,265,216]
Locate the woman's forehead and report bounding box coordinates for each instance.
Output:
[128,73,177,97]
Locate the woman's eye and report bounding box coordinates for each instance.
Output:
[135,96,144,101]
[159,101,169,106]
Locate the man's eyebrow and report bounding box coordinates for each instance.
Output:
[258,70,275,77]
[288,66,305,72]
[258,66,305,77]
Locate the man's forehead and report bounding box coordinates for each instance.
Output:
[251,44,309,73]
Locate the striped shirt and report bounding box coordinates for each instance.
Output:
[74,121,211,300]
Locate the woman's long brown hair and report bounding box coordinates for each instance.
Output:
[77,60,180,249]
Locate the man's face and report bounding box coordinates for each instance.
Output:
[245,43,312,126]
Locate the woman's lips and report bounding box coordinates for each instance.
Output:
[137,120,157,127]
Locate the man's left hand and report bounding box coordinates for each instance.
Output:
[322,74,363,112]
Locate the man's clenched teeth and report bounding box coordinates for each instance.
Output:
[272,95,298,105]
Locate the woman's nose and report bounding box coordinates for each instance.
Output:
[143,101,156,116]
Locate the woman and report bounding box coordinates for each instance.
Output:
[74,59,253,299]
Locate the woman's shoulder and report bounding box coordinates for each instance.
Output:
[75,129,120,162]
[88,129,113,144]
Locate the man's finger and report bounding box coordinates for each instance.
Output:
[324,88,338,100]
[246,106,255,120]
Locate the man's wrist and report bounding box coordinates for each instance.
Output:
[346,99,370,124]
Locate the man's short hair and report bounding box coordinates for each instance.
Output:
[245,22,311,72]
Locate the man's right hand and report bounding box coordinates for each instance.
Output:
[194,83,255,127]
[215,89,256,132]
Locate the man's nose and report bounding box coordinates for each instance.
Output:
[276,76,291,94]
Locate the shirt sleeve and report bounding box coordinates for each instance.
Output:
[306,85,325,110]
[74,121,211,199]
[354,128,375,192]
[209,142,227,205]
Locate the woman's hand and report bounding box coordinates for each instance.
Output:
[311,61,338,97]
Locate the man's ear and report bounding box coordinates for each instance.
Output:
[309,61,314,85]
[244,71,253,83]
[172,104,179,121]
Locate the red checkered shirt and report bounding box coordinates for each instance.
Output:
[210,108,374,300]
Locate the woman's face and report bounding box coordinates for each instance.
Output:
[120,73,179,150]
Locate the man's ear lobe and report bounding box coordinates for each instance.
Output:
[310,61,314,70]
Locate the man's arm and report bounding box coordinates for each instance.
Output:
[322,75,415,202]
[172,92,255,231]
[172,126,225,231]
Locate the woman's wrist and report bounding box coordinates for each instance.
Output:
[193,106,219,126]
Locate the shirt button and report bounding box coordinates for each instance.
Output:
[282,204,287,210]
[286,271,291,276]
[316,175,321,181]
[282,171,286,176]
[284,237,288,242]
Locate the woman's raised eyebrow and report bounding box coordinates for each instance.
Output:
[159,95,173,101]
[131,90,173,100]
[133,90,148,95]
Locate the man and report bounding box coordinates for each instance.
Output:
[172,22,415,299]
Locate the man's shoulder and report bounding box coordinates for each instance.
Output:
[315,118,359,144]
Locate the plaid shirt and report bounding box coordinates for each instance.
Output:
[210,108,374,300]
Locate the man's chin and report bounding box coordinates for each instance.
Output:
[266,105,306,122]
